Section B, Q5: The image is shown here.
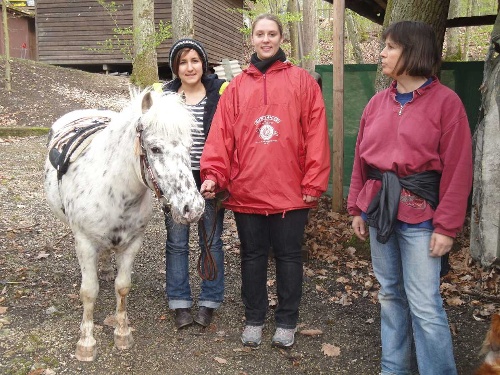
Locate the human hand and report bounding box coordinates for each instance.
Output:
[352,216,368,241]
[429,232,453,257]
[303,195,318,203]
[200,179,216,199]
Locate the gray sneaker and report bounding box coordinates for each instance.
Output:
[271,327,297,348]
[241,325,263,347]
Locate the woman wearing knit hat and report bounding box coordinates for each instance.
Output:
[163,38,228,330]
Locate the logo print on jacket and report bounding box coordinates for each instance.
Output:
[254,115,280,144]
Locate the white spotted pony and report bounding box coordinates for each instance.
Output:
[44,88,205,361]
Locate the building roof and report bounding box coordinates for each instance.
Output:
[325,0,497,28]
[0,3,35,17]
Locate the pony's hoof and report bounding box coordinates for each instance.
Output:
[114,331,134,350]
[75,343,97,361]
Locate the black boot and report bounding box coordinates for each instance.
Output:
[194,307,214,327]
[175,308,193,329]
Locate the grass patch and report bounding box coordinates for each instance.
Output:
[344,234,371,260]
[0,127,50,137]
[4,358,32,375]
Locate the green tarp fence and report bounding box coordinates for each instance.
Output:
[316,61,484,196]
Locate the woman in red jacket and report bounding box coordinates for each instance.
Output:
[200,13,330,348]
[348,21,472,375]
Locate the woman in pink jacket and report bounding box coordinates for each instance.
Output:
[200,13,330,348]
[348,21,472,375]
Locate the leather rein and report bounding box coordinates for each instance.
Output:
[136,123,218,281]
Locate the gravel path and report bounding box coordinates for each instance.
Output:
[0,135,490,375]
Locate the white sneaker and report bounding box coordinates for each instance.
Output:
[271,327,297,348]
[241,325,263,347]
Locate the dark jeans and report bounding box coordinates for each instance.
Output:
[234,209,309,329]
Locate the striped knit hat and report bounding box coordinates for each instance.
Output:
[169,38,208,76]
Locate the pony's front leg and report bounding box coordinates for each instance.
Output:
[74,235,99,361]
[113,237,142,350]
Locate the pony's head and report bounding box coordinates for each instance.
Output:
[134,89,204,224]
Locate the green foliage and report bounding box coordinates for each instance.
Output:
[85,1,172,63]
[343,234,371,260]
[229,1,301,40]
[0,127,49,137]
[4,358,32,375]
[444,49,463,62]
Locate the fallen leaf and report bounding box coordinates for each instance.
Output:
[322,343,341,357]
[103,314,117,327]
[0,306,7,314]
[300,329,323,336]
[446,296,465,306]
[346,247,356,256]
[214,356,227,364]
[316,285,328,293]
[266,279,276,286]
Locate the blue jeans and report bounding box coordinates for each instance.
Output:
[234,209,309,329]
[369,226,457,375]
[164,198,225,309]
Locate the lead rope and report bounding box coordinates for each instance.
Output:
[197,195,225,281]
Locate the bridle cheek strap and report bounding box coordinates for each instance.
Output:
[136,126,164,201]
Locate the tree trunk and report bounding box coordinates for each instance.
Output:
[2,0,11,92]
[470,11,500,266]
[463,0,478,61]
[172,0,194,40]
[130,0,158,88]
[302,0,318,72]
[346,10,363,64]
[374,0,451,92]
[287,0,300,62]
[445,0,462,61]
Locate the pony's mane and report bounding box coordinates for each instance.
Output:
[125,86,194,142]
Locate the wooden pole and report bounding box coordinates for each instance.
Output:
[2,0,12,92]
[332,0,345,211]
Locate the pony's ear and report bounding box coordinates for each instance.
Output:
[141,92,153,114]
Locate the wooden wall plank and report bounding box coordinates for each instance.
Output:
[35,0,243,70]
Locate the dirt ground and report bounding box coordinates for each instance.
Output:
[0,57,496,375]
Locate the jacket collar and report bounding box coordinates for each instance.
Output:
[244,60,291,76]
[390,75,438,98]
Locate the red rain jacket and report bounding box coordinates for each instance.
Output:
[201,60,331,215]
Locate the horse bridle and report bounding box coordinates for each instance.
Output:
[136,123,165,202]
[135,123,223,281]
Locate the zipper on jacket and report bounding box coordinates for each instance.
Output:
[263,74,267,105]
[397,96,415,116]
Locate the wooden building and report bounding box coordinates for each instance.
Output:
[35,0,244,72]
[0,4,36,60]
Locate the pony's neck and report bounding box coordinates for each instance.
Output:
[100,110,146,193]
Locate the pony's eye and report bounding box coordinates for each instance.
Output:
[150,147,161,154]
